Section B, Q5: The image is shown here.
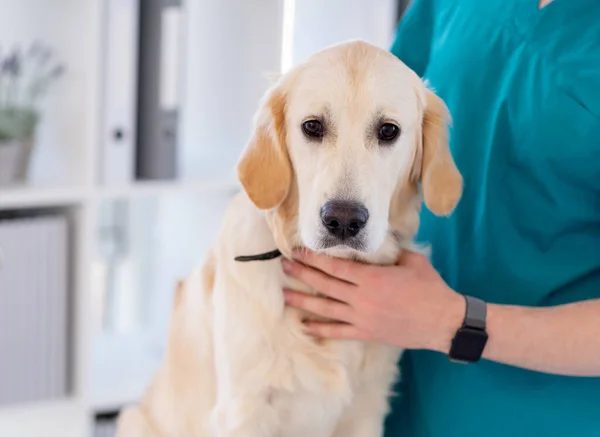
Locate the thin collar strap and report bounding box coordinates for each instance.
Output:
[234,249,282,262]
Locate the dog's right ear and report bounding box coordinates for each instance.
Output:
[237,87,292,210]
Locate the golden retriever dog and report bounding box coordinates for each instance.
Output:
[116,40,462,437]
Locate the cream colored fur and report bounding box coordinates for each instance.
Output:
[116,40,462,437]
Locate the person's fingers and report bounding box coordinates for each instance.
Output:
[282,259,355,304]
[292,250,364,284]
[303,322,366,340]
[283,290,355,324]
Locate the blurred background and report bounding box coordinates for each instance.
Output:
[0,0,410,435]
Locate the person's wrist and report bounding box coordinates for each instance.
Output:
[428,289,465,354]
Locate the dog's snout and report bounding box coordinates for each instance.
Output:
[320,201,369,240]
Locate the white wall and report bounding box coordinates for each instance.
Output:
[179,0,284,181]
[179,0,398,181]
[288,0,398,69]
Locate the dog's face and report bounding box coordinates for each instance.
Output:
[285,47,425,254]
[238,41,462,257]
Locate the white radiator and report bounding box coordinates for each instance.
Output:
[0,214,70,406]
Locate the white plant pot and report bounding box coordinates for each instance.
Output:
[0,138,34,186]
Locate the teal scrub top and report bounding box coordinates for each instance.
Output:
[385,1,600,436]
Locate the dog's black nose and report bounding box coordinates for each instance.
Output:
[320,201,369,240]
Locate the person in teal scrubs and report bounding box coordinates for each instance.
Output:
[281,0,600,436]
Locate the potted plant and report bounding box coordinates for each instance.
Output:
[0,43,65,186]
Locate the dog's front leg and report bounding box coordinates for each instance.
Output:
[209,270,292,437]
[330,388,388,437]
[332,344,402,437]
[210,391,281,437]
[210,330,288,437]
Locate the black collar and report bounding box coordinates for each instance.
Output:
[234,249,282,262]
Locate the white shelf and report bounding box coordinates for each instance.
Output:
[96,177,241,201]
[0,177,241,211]
[0,185,89,210]
[0,399,88,437]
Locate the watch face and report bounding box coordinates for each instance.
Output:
[449,327,488,363]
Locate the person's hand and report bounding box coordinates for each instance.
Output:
[282,249,464,352]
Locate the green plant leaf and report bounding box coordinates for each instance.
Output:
[0,108,38,142]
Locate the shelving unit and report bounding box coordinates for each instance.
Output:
[0,0,397,435]
[0,185,88,209]
[0,0,280,434]
[0,399,88,437]
[96,177,240,201]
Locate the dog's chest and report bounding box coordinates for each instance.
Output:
[266,338,400,437]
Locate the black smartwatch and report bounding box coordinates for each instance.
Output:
[448,295,488,363]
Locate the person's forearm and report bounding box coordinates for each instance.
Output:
[433,298,600,377]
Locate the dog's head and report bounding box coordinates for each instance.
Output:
[237,41,462,260]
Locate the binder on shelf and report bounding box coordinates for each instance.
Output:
[99,0,140,185]
[0,215,69,406]
[136,0,183,180]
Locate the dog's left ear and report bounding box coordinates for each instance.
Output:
[237,86,292,210]
[415,88,463,216]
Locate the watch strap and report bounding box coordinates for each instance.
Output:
[464,295,486,330]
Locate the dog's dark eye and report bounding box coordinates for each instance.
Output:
[302,120,324,138]
[378,123,400,143]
